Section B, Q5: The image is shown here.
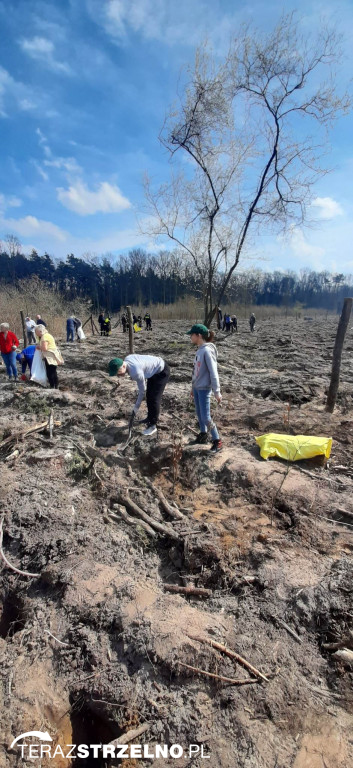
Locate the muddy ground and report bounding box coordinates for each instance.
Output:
[0,317,352,768]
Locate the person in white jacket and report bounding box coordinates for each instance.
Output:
[108,354,170,436]
[187,323,222,453]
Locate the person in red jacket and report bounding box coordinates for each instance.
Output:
[0,323,19,381]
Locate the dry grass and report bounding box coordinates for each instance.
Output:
[1,280,334,345]
[132,300,334,323]
[0,278,90,342]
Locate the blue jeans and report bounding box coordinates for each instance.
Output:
[1,351,18,379]
[193,388,219,440]
[67,327,74,342]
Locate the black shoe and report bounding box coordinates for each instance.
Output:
[190,432,208,445]
[210,439,222,453]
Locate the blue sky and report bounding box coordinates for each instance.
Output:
[0,0,352,273]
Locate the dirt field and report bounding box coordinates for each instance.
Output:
[0,317,352,768]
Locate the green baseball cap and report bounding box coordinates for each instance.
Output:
[108,357,124,376]
[186,323,209,336]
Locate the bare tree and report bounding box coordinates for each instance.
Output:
[144,15,350,325]
[5,233,22,258]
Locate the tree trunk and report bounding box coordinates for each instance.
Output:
[20,310,28,347]
[126,305,134,354]
[326,297,352,413]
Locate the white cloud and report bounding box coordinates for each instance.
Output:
[0,194,22,211]
[31,160,49,182]
[87,0,238,47]
[311,197,344,220]
[0,65,37,116]
[19,36,71,75]
[0,213,68,242]
[57,180,131,215]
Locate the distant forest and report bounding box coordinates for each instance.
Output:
[0,244,352,313]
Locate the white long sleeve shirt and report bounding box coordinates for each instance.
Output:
[125,354,165,410]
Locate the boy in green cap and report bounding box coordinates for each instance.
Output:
[186,324,222,452]
[108,354,170,436]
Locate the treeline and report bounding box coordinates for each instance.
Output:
[0,245,352,312]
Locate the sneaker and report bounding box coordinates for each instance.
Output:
[143,425,157,436]
[210,439,222,453]
[190,432,208,445]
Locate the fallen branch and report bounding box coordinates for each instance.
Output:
[0,516,40,578]
[188,634,269,682]
[0,420,61,451]
[274,617,302,644]
[164,584,212,598]
[113,496,181,541]
[178,661,259,686]
[108,723,150,747]
[109,507,157,538]
[142,476,184,520]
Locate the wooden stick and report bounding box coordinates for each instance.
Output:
[108,723,150,747]
[142,476,184,520]
[20,309,28,348]
[0,420,61,450]
[326,297,352,412]
[164,584,212,598]
[178,662,259,686]
[109,507,157,538]
[114,496,181,541]
[275,617,302,644]
[48,409,54,440]
[188,635,269,682]
[0,516,40,578]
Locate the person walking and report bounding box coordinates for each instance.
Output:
[25,316,36,344]
[108,354,170,436]
[186,323,222,453]
[231,315,237,333]
[249,313,256,333]
[35,324,63,389]
[66,316,75,342]
[121,313,127,333]
[16,344,36,379]
[0,323,19,382]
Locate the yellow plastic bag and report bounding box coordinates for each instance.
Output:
[255,433,332,462]
[133,323,142,332]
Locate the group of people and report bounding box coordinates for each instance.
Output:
[98,313,112,336]
[0,317,63,389]
[108,322,223,453]
[218,309,256,333]
[66,315,83,342]
[120,312,152,333]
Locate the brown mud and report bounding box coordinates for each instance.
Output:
[0,317,352,768]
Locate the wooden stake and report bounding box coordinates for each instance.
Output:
[326,297,353,412]
[126,305,134,354]
[20,310,28,347]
